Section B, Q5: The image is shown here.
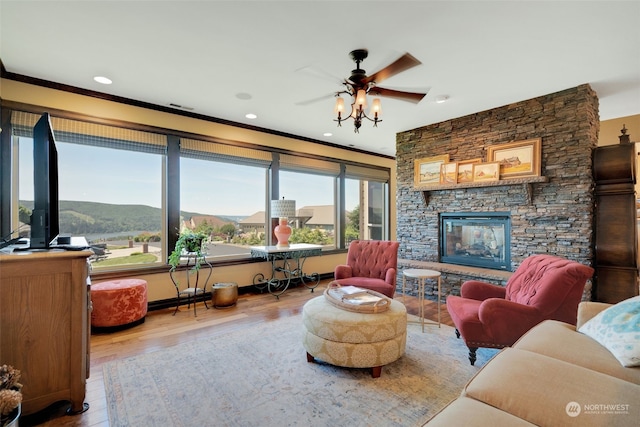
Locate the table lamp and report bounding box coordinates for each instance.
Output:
[271,198,296,248]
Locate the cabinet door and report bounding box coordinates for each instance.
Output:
[595,191,638,267]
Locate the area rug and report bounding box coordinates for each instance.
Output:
[103,315,498,427]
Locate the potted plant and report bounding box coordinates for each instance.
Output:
[168,230,208,272]
[0,365,22,427]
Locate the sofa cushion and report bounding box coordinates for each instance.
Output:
[514,320,640,385]
[578,295,640,367]
[423,396,536,426]
[463,348,640,426]
[576,301,613,329]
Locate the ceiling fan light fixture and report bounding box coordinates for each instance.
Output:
[331,49,424,133]
[370,98,382,116]
[355,89,368,110]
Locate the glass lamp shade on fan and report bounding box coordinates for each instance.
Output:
[271,198,296,248]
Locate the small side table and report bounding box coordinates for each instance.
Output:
[402,268,441,331]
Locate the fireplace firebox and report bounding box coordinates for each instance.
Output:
[439,212,511,270]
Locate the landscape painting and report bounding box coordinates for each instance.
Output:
[440,162,458,184]
[487,138,541,178]
[472,162,500,182]
[414,155,450,186]
[457,158,481,183]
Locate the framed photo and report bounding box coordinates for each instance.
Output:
[440,162,458,184]
[472,162,500,182]
[487,138,541,178]
[456,158,482,183]
[414,154,450,186]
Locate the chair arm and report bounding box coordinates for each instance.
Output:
[576,301,612,329]
[479,298,541,344]
[334,264,353,280]
[460,280,507,301]
[384,267,397,285]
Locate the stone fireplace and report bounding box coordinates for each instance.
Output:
[440,212,511,270]
[395,84,599,299]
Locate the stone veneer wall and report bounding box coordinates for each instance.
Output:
[396,84,599,297]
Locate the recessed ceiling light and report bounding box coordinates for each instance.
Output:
[245,113,257,119]
[323,132,333,137]
[236,93,252,100]
[435,95,449,104]
[93,76,112,85]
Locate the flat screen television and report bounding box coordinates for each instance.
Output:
[29,112,59,249]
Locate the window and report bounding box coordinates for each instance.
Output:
[345,164,389,243]
[279,170,336,248]
[279,155,341,249]
[12,111,166,270]
[4,108,391,272]
[179,138,271,259]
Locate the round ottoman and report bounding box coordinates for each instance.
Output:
[211,282,238,308]
[302,295,407,378]
[91,279,148,329]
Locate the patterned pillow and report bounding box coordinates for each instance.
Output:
[578,295,640,367]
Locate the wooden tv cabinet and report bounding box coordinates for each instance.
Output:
[0,250,92,415]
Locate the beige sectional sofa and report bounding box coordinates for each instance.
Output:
[425,301,640,426]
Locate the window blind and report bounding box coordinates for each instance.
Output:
[180,138,272,167]
[11,111,167,155]
[345,164,390,182]
[280,154,341,176]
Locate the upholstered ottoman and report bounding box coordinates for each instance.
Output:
[91,279,148,328]
[302,295,407,377]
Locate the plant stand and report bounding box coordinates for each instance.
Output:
[170,253,213,316]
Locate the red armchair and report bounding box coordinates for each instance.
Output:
[333,240,400,298]
[446,254,594,365]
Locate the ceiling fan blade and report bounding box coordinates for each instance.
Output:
[295,65,343,85]
[368,86,428,104]
[295,93,335,106]
[364,53,422,85]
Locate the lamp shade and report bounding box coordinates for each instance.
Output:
[271,199,296,218]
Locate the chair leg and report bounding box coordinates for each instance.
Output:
[468,347,478,366]
[455,328,460,339]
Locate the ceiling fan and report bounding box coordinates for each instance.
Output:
[333,49,428,132]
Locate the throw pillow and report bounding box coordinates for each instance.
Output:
[578,295,640,367]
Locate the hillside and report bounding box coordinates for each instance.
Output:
[19,200,236,235]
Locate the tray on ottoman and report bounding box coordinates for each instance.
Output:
[324,281,391,313]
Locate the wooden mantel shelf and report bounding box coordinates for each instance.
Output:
[415,176,549,205]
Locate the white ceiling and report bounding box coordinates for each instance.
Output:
[1,1,639,156]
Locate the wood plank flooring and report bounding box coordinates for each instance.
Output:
[21,281,452,427]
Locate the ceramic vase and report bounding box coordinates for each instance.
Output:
[274,218,292,247]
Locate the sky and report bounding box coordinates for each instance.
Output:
[20,137,359,216]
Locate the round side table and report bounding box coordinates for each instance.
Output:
[402,268,441,332]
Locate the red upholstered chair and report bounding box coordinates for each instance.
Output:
[446,254,594,365]
[333,240,399,298]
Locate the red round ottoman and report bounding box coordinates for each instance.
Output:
[91,279,148,328]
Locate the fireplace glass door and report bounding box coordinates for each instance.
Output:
[439,213,511,270]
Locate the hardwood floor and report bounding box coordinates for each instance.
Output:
[21,281,452,427]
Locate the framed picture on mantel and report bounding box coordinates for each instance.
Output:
[487,138,541,179]
[414,154,450,186]
[472,162,500,182]
[457,158,482,183]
